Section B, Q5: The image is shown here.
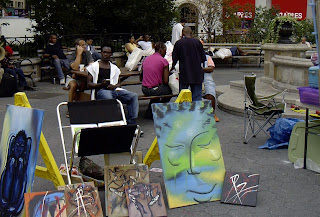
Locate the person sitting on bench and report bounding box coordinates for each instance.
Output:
[86,45,139,124]
[141,42,172,119]
[1,46,34,91]
[66,38,94,102]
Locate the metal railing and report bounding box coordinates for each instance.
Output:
[2,32,264,58]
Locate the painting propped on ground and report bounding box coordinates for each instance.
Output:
[221,171,260,207]
[0,105,44,216]
[24,191,66,217]
[125,183,167,217]
[105,164,149,217]
[152,101,226,208]
[64,182,103,217]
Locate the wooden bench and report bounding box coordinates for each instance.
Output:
[9,51,37,87]
[138,94,178,101]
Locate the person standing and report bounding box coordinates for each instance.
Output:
[171,26,206,101]
[43,34,70,85]
[171,18,186,45]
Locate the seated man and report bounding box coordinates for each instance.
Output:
[0,46,34,90]
[203,54,219,122]
[66,38,94,105]
[142,42,171,119]
[86,38,101,61]
[43,33,70,85]
[136,34,152,51]
[86,45,139,124]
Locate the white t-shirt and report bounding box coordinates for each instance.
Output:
[138,41,152,50]
[171,23,183,45]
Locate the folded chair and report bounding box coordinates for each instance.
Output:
[57,99,141,185]
[244,74,286,144]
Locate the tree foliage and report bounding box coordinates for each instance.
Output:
[248,6,280,42]
[28,0,177,39]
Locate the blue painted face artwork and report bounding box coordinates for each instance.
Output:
[0,130,31,216]
[152,101,226,208]
[0,105,44,217]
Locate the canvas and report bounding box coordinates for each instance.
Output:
[152,101,226,208]
[64,182,103,217]
[221,171,260,207]
[24,191,67,217]
[125,183,167,217]
[0,105,44,216]
[105,164,149,217]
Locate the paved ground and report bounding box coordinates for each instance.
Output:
[0,66,319,217]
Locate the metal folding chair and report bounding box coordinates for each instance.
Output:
[244,74,286,144]
[57,99,141,185]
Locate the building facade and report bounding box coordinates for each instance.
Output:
[174,0,313,34]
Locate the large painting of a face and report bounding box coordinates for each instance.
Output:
[152,101,225,208]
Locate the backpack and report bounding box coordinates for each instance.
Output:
[0,72,18,97]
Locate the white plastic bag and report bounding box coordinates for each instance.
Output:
[169,72,179,95]
[215,48,232,59]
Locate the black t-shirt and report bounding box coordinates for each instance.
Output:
[44,43,67,59]
[97,68,110,84]
[172,37,206,84]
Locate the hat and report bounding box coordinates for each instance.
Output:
[4,46,13,56]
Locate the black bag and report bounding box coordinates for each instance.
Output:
[0,72,18,97]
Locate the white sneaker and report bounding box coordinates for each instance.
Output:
[60,78,65,85]
[135,129,144,137]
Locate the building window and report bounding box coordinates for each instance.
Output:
[179,3,198,32]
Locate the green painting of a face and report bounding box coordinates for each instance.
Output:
[152,101,225,208]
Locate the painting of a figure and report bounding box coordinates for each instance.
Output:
[125,183,167,217]
[152,101,226,208]
[221,172,260,207]
[64,183,103,217]
[105,164,149,217]
[24,191,67,217]
[0,105,44,216]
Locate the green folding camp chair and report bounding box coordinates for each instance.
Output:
[244,74,287,144]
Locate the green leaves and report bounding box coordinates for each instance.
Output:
[28,0,177,38]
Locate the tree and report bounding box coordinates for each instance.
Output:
[28,0,177,40]
[248,5,280,42]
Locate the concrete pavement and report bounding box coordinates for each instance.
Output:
[0,66,319,217]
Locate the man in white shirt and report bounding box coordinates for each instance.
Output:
[136,34,152,50]
[171,18,186,45]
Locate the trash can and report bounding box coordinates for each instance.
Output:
[308,66,319,88]
[113,52,125,67]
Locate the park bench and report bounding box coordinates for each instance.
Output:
[203,43,264,68]
[9,51,37,87]
[138,93,178,101]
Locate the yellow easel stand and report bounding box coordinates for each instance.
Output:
[14,92,65,188]
[143,89,192,167]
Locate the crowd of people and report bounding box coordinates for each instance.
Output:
[0,20,223,123]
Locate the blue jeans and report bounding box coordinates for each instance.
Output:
[53,58,70,79]
[179,83,202,101]
[5,68,27,87]
[96,89,139,124]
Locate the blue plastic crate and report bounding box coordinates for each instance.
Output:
[308,66,319,88]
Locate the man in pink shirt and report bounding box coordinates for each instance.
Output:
[142,42,172,118]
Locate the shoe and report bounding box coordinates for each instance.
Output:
[135,129,144,137]
[214,114,220,122]
[60,78,65,85]
[23,86,34,91]
[66,111,69,118]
